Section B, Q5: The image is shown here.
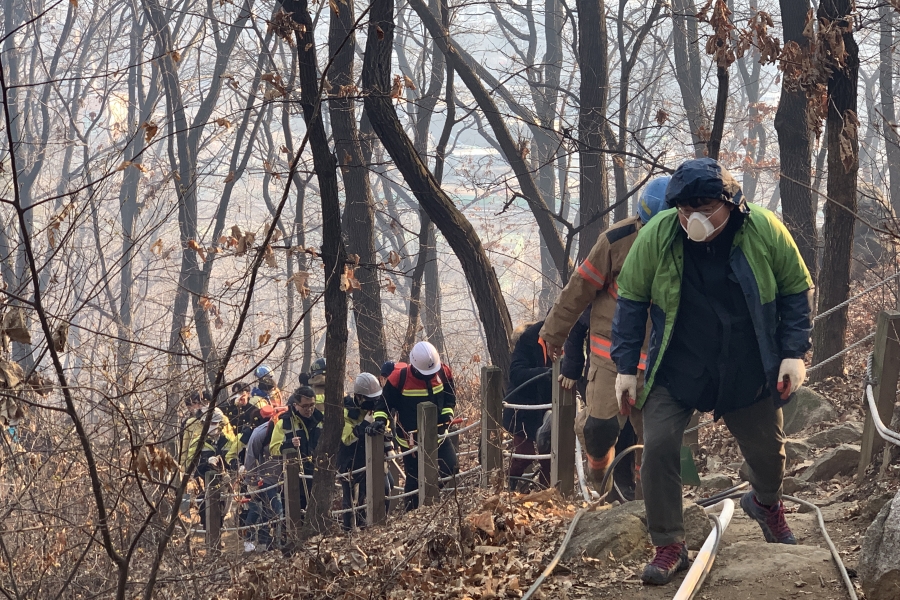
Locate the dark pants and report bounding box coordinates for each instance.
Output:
[248,485,282,549]
[508,433,551,488]
[339,470,394,530]
[401,440,458,511]
[642,386,785,546]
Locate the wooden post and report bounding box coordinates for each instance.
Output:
[366,432,387,526]
[480,366,503,487]
[858,310,900,478]
[282,449,304,541]
[551,360,576,497]
[204,470,222,550]
[418,401,439,506]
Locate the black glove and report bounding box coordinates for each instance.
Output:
[352,421,368,440]
[439,412,452,426]
[366,420,386,436]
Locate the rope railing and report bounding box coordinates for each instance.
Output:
[813,271,900,325]
[808,330,876,374]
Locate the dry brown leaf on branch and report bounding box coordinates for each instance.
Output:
[236,231,256,256]
[46,202,76,249]
[347,253,360,267]
[198,296,214,311]
[264,245,278,268]
[214,314,224,329]
[384,278,396,294]
[215,117,231,129]
[187,239,207,263]
[840,109,860,174]
[655,108,669,125]
[390,74,404,99]
[150,239,163,255]
[180,326,192,340]
[2,309,31,345]
[51,322,68,352]
[116,160,132,172]
[170,50,181,63]
[388,250,401,267]
[231,224,243,240]
[403,75,417,91]
[258,330,271,347]
[261,72,287,95]
[289,271,311,297]
[142,121,158,143]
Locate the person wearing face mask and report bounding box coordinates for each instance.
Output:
[610,158,813,585]
[540,175,670,496]
[338,373,394,530]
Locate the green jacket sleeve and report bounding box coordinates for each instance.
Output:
[768,213,813,295]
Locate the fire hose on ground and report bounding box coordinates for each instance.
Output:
[521,444,859,600]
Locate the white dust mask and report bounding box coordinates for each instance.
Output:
[681,204,728,242]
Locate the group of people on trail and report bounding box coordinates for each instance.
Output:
[180,156,812,584]
[178,340,460,552]
[510,157,812,586]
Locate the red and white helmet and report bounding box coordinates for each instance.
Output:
[410,341,442,376]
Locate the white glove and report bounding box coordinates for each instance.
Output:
[558,374,577,390]
[238,465,246,476]
[207,456,220,466]
[615,374,637,416]
[777,358,806,400]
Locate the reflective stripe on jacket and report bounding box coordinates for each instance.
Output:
[541,214,650,373]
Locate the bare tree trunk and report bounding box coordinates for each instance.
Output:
[706,67,729,160]
[363,0,513,372]
[575,0,610,259]
[811,0,859,379]
[672,0,708,156]
[278,0,347,534]
[329,0,386,376]
[407,0,572,281]
[775,0,818,281]
[880,5,900,216]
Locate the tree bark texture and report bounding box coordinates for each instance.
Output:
[575,0,610,258]
[811,0,859,380]
[363,0,513,373]
[672,0,709,156]
[880,5,900,217]
[328,0,386,376]
[281,0,348,534]
[774,0,818,281]
[706,66,729,160]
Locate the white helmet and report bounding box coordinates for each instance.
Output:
[353,372,382,398]
[410,341,442,376]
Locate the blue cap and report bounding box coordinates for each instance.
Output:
[638,176,671,223]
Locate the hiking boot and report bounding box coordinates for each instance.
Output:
[740,492,796,544]
[641,542,689,585]
[587,447,615,497]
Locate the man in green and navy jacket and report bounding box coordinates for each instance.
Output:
[610,158,813,586]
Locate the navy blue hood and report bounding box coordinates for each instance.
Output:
[665,158,745,210]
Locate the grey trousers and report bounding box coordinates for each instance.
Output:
[641,386,785,546]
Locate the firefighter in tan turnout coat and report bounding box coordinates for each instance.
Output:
[540,176,669,488]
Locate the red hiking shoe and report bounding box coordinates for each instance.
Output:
[740,492,796,544]
[641,542,689,585]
